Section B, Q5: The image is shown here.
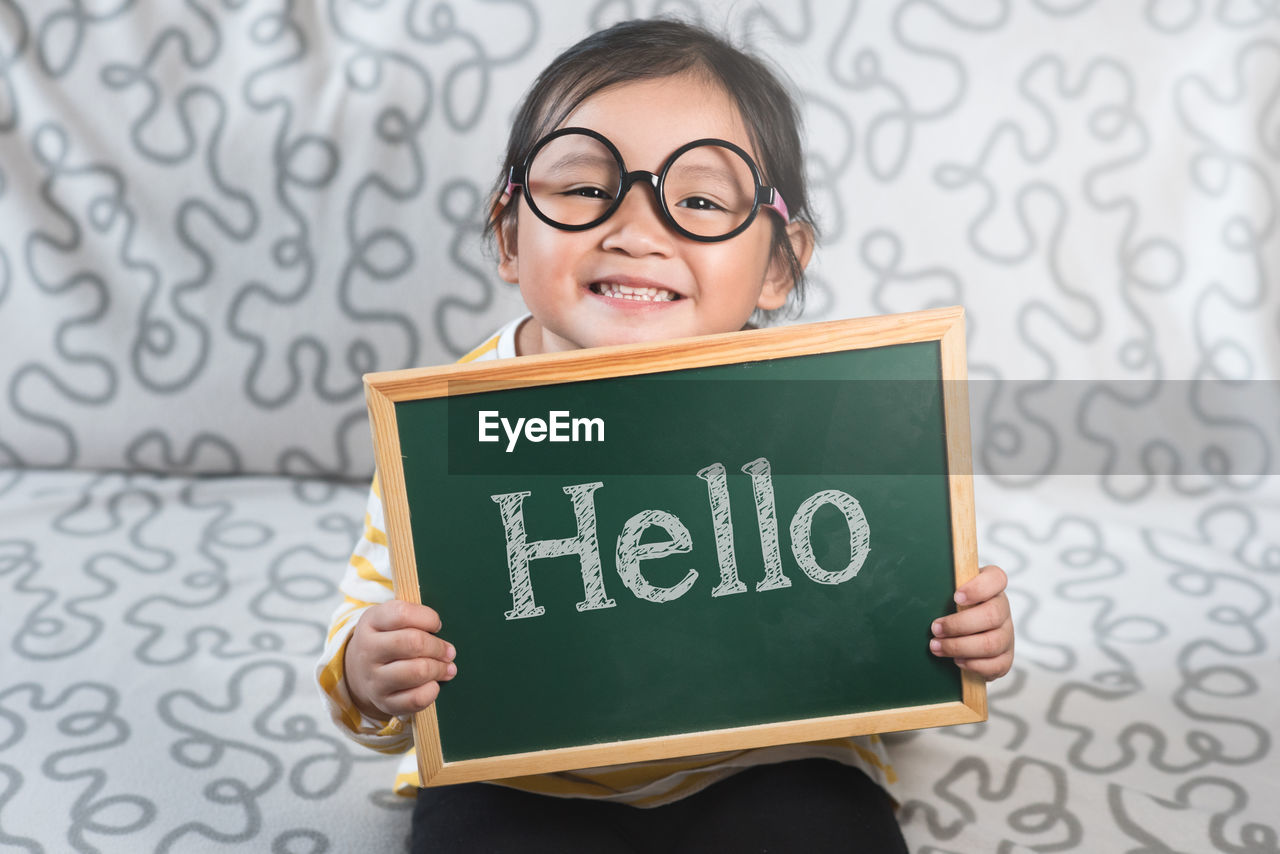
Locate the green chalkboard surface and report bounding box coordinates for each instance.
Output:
[365,307,983,786]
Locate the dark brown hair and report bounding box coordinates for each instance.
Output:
[487,18,815,319]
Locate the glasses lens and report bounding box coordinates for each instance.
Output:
[526,133,621,227]
[662,143,758,238]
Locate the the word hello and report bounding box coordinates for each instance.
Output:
[490,456,871,620]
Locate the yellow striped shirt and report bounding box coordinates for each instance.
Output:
[316,315,898,805]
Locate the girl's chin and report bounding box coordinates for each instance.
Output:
[583,319,696,349]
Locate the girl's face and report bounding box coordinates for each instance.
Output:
[497,73,812,356]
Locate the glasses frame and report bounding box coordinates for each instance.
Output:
[504,127,791,243]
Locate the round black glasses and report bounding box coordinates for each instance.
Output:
[504,128,790,243]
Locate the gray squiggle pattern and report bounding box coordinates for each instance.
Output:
[1,1,1278,851]
[0,471,406,851]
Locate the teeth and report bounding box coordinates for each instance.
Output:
[595,282,677,302]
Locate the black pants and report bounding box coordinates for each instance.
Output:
[411,758,908,853]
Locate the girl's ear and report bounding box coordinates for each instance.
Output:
[757,220,815,311]
[494,201,519,284]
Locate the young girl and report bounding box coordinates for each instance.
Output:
[319,18,1014,853]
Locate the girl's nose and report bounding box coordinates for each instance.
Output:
[598,182,674,257]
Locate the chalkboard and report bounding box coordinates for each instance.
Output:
[364,307,984,786]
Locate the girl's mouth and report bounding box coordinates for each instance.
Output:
[589,282,682,302]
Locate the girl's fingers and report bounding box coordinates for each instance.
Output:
[375,657,458,696]
[929,624,1013,662]
[955,651,1014,682]
[381,681,443,717]
[954,564,1008,606]
[365,600,444,635]
[373,627,456,665]
[927,565,1016,682]
[932,595,1010,639]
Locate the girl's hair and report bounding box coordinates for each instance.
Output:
[487,17,815,320]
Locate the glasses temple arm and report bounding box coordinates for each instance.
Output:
[762,186,790,225]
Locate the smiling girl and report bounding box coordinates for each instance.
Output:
[319,18,1014,853]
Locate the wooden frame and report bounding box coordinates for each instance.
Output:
[364,306,984,786]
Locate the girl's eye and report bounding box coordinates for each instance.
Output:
[564,186,613,200]
[676,196,725,212]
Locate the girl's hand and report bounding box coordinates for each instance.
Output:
[345,600,457,722]
[929,564,1014,681]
